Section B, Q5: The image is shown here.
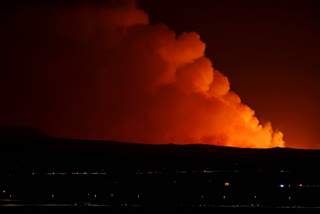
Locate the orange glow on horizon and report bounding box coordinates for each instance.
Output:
[0,3,288,149]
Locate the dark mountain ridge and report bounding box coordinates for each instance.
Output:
[0,126,319,172]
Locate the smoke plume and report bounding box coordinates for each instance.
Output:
[1,2,285,148]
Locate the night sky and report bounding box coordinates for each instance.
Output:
[0,0,319,149]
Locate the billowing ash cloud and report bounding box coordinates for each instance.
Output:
[0,2,285,148]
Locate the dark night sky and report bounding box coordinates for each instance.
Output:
[0,0,319,149]
[137,0,319,149]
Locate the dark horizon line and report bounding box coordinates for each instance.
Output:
[0,125,318,151]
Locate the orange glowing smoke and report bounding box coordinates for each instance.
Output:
[1,2,285,148]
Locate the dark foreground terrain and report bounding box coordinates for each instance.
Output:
[0,127,319,212]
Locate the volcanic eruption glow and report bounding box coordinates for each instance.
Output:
[1,2,285,148]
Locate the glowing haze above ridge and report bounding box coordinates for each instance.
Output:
[0,2,285,148]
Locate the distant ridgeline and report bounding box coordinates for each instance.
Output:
[0,126,319,172]
[0,126,48,138]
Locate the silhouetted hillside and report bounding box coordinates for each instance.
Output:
[0,127,319,173]
[0,126,48,138]
[1,127,320,210]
